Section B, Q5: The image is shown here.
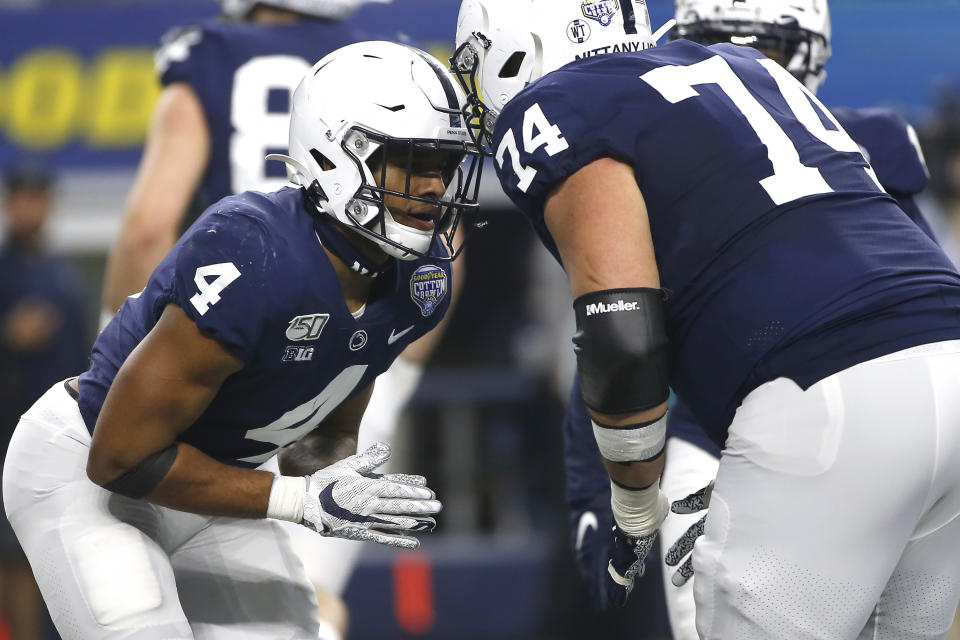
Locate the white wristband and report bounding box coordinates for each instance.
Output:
[266,476,306,523]
[610,480,668,538]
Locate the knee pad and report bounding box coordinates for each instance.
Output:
[71,522,165,627]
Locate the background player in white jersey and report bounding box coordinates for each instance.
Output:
[4,42,482,640]
[453,0,960,637]
[98,1,456,637]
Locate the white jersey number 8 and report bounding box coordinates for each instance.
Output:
[230,55,310,194]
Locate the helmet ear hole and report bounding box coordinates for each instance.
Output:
[498,51,526,78]
[310,149,337,172]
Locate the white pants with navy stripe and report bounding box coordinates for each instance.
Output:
[2,382,320,640]
[682,340,960,639]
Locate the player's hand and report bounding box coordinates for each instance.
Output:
[301,442,441,549]
[664,481,713,587]
[570,499,659,611]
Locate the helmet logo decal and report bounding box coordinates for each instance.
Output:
[410,265,448,316]
[582,0,620,26]
[567,19,593,43]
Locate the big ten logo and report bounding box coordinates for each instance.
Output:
[0,48,160,150]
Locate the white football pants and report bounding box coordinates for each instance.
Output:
[3,382,319,640]
[686,340,960,640]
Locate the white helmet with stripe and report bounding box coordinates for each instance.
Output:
[452,0,656,148]
[270,41,483,261]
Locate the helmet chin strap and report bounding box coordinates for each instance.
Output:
[374,208,434,261]
[307,193,393,278]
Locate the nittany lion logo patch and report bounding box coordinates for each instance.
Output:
[582,0,619,26]
[410,265,448,317]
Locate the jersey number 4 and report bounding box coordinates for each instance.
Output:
[641,55,883,205]
[189,262,241,316]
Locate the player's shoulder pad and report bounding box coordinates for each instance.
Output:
[493,68,610,206]
[831,106,929,195]
[176,191,282,282]
[155,19,234,86]
[171,191,287,363]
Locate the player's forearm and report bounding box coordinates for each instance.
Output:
[602,450,665,490]
[142,442,275,518]
[102,222,179,312]
[279,429,358,476]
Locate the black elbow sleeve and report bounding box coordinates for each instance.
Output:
[102,443,179,499]
[572,288,670,414]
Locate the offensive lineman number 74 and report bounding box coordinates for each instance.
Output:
[497,55,880,204]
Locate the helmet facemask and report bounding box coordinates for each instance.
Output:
[672,0,831,93]
[310,126,483,261]
[673,18,828,92]
[451,33,499,153]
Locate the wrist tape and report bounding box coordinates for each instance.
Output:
[267,476,307,523]
[611,480,668,538]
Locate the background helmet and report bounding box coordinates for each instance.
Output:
[270,41,482,261]
[220,0,391,21]
[452,0,655,148]
[672,0,831,93]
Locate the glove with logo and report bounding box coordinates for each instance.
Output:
[570,495,661,611]
[664,481,713,587]
[267,442,440,549]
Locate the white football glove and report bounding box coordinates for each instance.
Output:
[664,481,713,586]
[268,442,441,549]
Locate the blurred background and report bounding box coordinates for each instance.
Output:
[1,1,959,639]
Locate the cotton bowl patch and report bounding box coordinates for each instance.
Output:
[410,265,448,316]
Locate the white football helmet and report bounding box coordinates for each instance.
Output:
[452,0,655,148]
[220,0,391,21]
[673,0,831,93]
[269,41,482,261]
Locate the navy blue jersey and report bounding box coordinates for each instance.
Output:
[78,188,450,467]
[561,104,939,470]
[495,40,960,436]
[155,18,360,210]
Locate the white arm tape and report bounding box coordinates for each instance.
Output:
[611,480,669,537]
[266,476,306,523]
[591,413,667,462]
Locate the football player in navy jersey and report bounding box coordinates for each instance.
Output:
[102,0,370,316]
[3,42,482,640]
[550,1,947,637]
[99,2,460,637]
[453,1,960,637]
